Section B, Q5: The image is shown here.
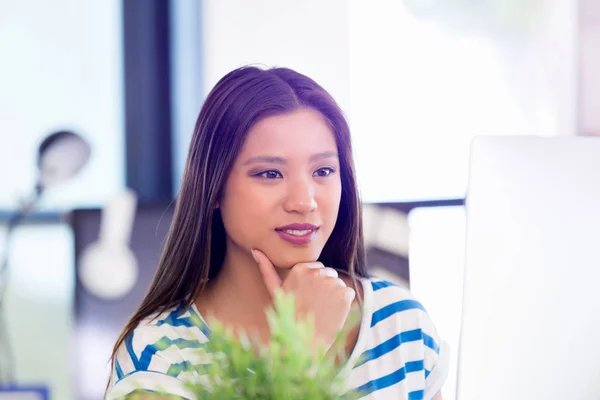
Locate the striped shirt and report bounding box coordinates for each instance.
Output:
[106,278,449,399]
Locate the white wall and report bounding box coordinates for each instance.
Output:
[580,0,600,135]
[0,1,124,398]
[199,1,577,203]
[0,0,125,210]
[348,0,578,203]
[201,0,352,119]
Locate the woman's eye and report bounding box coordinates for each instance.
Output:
[257,170,283,179]
[314,167,335,177]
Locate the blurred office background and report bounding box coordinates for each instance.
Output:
[0,0,598,399]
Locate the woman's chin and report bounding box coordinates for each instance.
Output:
[270,250,322,269]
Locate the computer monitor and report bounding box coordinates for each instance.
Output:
[457,136,600,400]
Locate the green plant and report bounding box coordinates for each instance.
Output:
[187,291,364,400]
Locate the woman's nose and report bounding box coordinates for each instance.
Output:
[282,178,317,214]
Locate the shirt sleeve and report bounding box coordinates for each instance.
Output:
[421,310,451,400]
[105,330,197,400]
[423,339,450,399]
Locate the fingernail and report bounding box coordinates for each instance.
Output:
[250,249,258,263]
[320,269,338,278]
[345,289,356,301]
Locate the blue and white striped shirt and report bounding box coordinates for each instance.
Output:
[106,278,449,399]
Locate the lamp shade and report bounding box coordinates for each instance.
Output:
[37,130,91,189]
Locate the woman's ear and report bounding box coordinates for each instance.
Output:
[215,201,220,209]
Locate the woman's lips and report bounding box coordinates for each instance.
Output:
[275,224,319,245]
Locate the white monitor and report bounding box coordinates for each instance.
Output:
[457,136,600,400]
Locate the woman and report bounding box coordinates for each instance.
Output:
[106,66,449,399]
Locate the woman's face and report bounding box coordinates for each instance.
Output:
[219,108,342,268]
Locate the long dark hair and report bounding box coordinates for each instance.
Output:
[109,65,367,369]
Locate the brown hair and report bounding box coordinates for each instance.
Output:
[108,65,368,378]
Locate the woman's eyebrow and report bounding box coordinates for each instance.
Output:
[309,151,338,162]
[242,151,338,166]
[242,156,285,165]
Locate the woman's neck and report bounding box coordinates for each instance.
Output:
[195,244,280,343]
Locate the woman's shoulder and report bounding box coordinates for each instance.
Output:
[111,304,209,380]
[361,277,438,338]
[362,277,420,308]
[107,303,210,398]
[353,277,450,400]
[125,303,210,350]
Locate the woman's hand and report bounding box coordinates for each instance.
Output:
[252,249,356,353]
